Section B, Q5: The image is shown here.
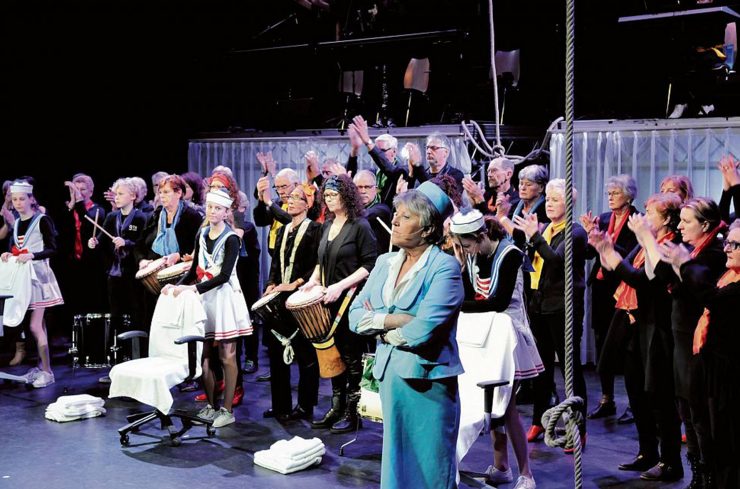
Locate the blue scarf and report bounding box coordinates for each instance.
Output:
[513,194,544,219]
[152,201,183,257]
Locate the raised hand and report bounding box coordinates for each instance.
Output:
[305,150,320,182]
[512,213,539,240]
[718,154,740,190]
[347,126,363,155]
[579,210,598,234]
[351,115,371,144]
[395,177,409,196]
[256,176,271,204]
[462,176,484,205]
[659,241,691,268]
[495,193,511,219]
[256,151,276,175]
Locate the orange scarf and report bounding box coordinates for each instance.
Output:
[596,210,630,280]
[693,268,740,354]
[613,231,675,324]
[530,220,566,290]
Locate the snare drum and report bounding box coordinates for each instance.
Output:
[156,261,193,288]
[251,290,285,325]
[70,313,132,368]
[285,288,346,378]
[135,258,167,294]
[358,353,383,423]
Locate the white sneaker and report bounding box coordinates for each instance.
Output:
[23,367,41,383]
[513,476,536,489]
[700,104,715,116]
[485,465,513,484]
[196,404,216,422]
[668,104,687,119]
[32,371,55,388]
[212,407,235,428]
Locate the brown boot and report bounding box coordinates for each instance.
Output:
[9,342,26,366]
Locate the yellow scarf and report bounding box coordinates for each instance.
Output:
[268,203,289,251]
[530,220,566,290]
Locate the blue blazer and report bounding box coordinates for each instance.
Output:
[349,245,465,381]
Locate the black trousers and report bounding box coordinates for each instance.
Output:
[531,307,588,428]
[265,322,319,414]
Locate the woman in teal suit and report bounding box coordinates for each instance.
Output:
[350,181,464,489]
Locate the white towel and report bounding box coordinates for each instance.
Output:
[269,436,324,459]
[254,450,324,474]
[45,395,106,423]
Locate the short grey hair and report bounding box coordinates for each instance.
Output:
[375,134,398,150]
[130,176,148,204]
[275,168,300,185]
[353,169,376,184]
[426,132,450,150]
[546,178,578,202]
[112,178,137,198]
[606,174,637,202]
[489,157,515,173]
[212,165,233,178]
[730,218,740,232]
[151,171,169,186]
[393,190,445,246]
[518,165,549,187]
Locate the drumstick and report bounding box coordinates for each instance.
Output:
[375,217,393,252]
[84,214,115,240]
[93,208,100,232]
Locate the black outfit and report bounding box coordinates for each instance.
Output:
[58,201,108,319]
[528,223,589,428]
[461,247,522,313]
[135,200,155,217]
[316,217,377,429]
[96,208,148,332]
[719,184,740,223]
[475,185,520,218]
[233,212,261,378]
[682,262,740,489]
[610,242,683,471]
[415,163,464,191]
[365,202,392,257]
[511,198,550,301]
[350,146,409,208]
[264,219,322,416]
[654,238,726,460]
[136,204,203,263]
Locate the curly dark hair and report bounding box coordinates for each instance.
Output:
[430,174,463,209]
[322,174,365,220]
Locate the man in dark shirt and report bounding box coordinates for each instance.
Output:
[354,170,392,255]
[408,132,464,192]
[464,156,520,217]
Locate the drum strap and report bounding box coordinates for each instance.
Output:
[313,286,357,350]
[270,328,299,365]
[280,218,310,284]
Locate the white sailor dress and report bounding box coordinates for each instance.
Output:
[197,226,252,341]
[12,213,64,310]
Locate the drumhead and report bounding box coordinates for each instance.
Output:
[285,287,325,310]
[135,257,166,279]
[157,261,192,280]
[251,290,281,311]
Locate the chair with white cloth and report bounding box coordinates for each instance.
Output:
[109,289,211,446]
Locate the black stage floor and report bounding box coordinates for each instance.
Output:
[0,337,690,489]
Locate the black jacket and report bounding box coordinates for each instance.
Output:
[136,204,203,262]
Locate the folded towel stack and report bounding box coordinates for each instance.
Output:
[45,394,107,423]
[254,436,326,474]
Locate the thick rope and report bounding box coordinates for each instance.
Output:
[487,0,502,149]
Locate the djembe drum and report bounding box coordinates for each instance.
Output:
[156,261,193,289]
[285,288,346,378]
[135,257,167,294]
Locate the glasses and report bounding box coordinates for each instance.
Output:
[723,239,740,251]
[379,147,394,153]
[323,192,339,200]
[288,195,307,203]
[356,185,375,191]
[607,191,624,198]
[426,145,448,151]
[273,184,292,191]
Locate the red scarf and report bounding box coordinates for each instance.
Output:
[596,210,630,280]
[613,231,675,323]
[74,201,95,260]
[689,222,726,260]
[693,268,740,354]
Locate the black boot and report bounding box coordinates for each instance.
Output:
[311,387,345,429]
[330,391,361,434]
[686,453,704,489]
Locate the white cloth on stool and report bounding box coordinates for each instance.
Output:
[455,311,517,476]
[0,258,36,327]
[109,290,206,414]
[45,394,106,422]
[254,436,326,474]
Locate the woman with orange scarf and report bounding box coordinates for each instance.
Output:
[660,219,740,489]
[647,197,727,488]
[589,193,683,482]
